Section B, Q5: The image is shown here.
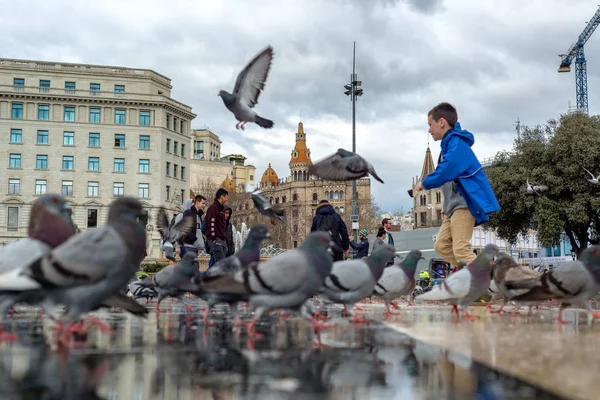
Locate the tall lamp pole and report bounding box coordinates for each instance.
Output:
[344,42,363,254]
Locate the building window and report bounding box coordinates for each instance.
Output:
[282,195,286,203]
[115,109,126,124]
[87,181,99,197]
[9,154,21,168]
[38,105,49,120]
[181,143,185,157]
[62,156,74,170]
[312,193,318,201]
[181,166,185,180]
[7,207,18,228]
[194,141,204,159]
[36,155,48,169]
[13,78,24,90]
[90,83,100,95]
[65,81,75,94]
[166,138,171,152]
[10,129,22,144]
[63,131,74,146]
[88,157,99,171]
[173,117,178,132]
[166,114,170,128]
[114,134,125,148]
[114,158,125,172]
[61,180,73,197]
[436,192,442,203]
[113,182,124,197]
[138,183,149,198]
[180,119,185,134]
[166,162,170,175]
[166,185,170,200]
[35,179,47,195]
[173,164,178,178]
[39,79,50,93]
[174,141,178,155]
[89,133,100,147]
[139,159,150,173]
[87,208,98,228]
[37,130,48,144]
[420,212,427,227]
[114,84,125,95]
[437,209,442,222]
[139,135,150,149]
[293,193,298,201]
[89,107,101,123]
[64,106,75,122]
[139,110,150,126]
[8,178,20,195]
[293,240,298,248]
[181,189,185,203]
[11,103,23,119]
[249,174,254,181]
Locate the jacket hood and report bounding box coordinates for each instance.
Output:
[183,198,193,211]
[224,204,233,222]
[445,122,474,147]
[316,203,335,215]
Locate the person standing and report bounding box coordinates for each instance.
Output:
[349,229,369,259]
[204,188,229,263]
[382,218,395,265]
[310,199,350,261]
[179,194,207,257]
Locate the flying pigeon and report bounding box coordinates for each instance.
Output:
[218,45,275,130]
[156,207,195,262]
[583,167,600,184]
[504,245,600,324]
[525,179,548,196]
[319,244,395,323]
[309,149,384,183]
[200,231,334,337]
[373,249,424,316]
[487,254,541,313]
[244,184,286,224]
[414,244,500,319]
[199,224,271,325]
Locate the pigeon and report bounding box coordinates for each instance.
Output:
[504,245,600,324]
[244,185,286,224]
[373,249,424,316]
[414,244,500,319]
[487,254,541,313]
[199,225,271,325]
[156,206,195,261]
[4,197,148,334]
[27,193,77,249]
[309,149,384,183]
[200,231,334,336]
[218,45,275,130]
[525,179,548,196]
[583,167,600,184]
[319,244,396,323]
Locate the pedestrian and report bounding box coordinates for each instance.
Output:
[415,102,500,269]
[371,227,387,255]
[204,188,229,263]
[381,218,395,265]
[310,199,350,261]
[179,194,207,257]
[349,229,370,259]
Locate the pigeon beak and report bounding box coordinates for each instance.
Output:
[419,256,426,260]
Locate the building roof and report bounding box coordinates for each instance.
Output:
[289,122,312,165]
[420,147,436,181]
[261,163,279,185]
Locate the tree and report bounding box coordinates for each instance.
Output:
[192,176,221,200]
[485,112,600,258]
[356,195,381,235]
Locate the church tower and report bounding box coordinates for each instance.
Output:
[289,122,312,181]
[411,147,444,229]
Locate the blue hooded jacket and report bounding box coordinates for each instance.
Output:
[422,122,500,226]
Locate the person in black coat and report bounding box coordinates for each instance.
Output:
[310,200,350,261]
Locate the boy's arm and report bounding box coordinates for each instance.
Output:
[422,138,471,189]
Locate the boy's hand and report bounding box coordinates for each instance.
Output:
[415,182,424,191]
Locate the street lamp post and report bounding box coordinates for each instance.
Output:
[344,41,363,256]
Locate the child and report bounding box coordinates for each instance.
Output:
[415,102,500,268]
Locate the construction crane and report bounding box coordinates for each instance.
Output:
[558,5,600,114]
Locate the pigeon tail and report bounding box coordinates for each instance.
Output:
[255,115,274,129]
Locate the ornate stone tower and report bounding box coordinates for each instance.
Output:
[289,122,312,181]
[412,147,444,229]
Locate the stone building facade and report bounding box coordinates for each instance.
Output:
[411,147,444,229]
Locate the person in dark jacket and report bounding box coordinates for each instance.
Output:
[179,194,206,257]
[204,188,229,263]
[349,229,369,259]
[310,199,349,262]
[208,204,235,269]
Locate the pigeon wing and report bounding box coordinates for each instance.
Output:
[324,260,372,293]
[232,46,274,109]
[167,214,195,243]
[156,207,171,241]
[374,266,412,296]
[415,269,471,301]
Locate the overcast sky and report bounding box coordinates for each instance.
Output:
[2,0,599,212]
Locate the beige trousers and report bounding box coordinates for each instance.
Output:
[434,208,476,268]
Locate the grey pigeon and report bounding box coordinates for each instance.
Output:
[487,254,541,313]
[373,249,424,315]
[319,244,395,323]
[505,245,600,323]
[414,244,500,318]
[309,148,384,183]
[156,206,195,261]
[218,45,275,130]
[244,185,286,224]
[583,167,600,184]
[8,197,148,331]
[198,225,271,324]
[200,231,334,336]
[525,179,548,196]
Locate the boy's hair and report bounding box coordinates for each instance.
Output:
[381,218,391,226]
[194,194,206,202]
[428,102,458,128]
[215,188,229,200]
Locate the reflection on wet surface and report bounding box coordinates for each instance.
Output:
[0,300,571,399]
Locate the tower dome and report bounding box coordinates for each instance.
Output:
[261,163,279,187]
[221,174,235,194]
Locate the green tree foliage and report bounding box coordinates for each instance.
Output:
[485,112,600,258]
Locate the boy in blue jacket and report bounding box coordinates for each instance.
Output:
[415,102,500,268]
